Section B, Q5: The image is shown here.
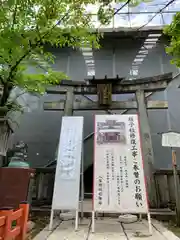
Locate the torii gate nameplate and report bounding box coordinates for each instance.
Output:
[87,76,124,106]
[97,83,112,106]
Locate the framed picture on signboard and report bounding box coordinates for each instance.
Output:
[96,119,126,145]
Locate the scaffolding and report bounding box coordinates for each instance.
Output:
[85,0,179,31]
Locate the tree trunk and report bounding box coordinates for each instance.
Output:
[0,119,12,166]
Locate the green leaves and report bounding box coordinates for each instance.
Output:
[0,0,146,113]
[16,71,68,94]
[164,12,180,68]
[98,5,114,25]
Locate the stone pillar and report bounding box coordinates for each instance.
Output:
[64,87,74,116]
[62,87,74,215]
[136,89,157,207]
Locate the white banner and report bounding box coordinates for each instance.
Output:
[52,116,83,210]
[93,114,148,213]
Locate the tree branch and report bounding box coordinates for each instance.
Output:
[1,83,11,106]
[1,10,70,106]
[0,76,5,85]
[8,10,70,82]
[7,0,18,64]
[12,1,18,29]
[41,11,70,39]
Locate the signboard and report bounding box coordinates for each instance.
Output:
[93,114,148,213]
[162,132,180,148]
[97,83,112,106]
[51,116,84,210]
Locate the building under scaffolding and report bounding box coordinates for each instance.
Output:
[10,1,180,198]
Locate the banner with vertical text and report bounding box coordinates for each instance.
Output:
[93,114,148,213]
[52,116,83,210]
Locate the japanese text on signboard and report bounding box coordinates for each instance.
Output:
[128,116,143,208]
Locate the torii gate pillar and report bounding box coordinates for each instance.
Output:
[136,89,157,207]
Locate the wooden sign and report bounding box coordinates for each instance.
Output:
[97,83,112,106]
[162,132,180,148]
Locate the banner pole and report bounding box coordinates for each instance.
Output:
[147,212,152,235]
[80,145,84,219]
[75,210,79,231]
[49,209,54,231]
[92,211,95,233]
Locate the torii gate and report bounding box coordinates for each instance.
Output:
[44,72,172,207]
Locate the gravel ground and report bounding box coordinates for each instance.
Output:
[27,214,49,240]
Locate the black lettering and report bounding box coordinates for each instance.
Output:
[130,133,136,139]
[128,117,134,122]
[131,139,136,145]
[136,201,143,207]
[134,179,140,184]
[135,193,142,201]
[133,164,139,171]
[132,150,138,158]
[136,185,141,192]
[129,122,135,128]
[134,171,139,178]
[131,145,137,151]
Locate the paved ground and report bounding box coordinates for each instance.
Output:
[39,218,179,240]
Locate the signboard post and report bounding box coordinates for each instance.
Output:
[49,116,84,231]
[162,131,180,226]
[93,114,151,234]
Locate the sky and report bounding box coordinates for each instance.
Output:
[85,0,180,29]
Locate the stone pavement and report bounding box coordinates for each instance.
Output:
[38,218,180,240]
